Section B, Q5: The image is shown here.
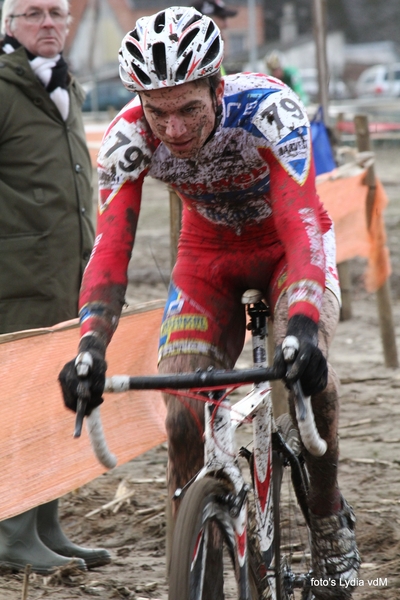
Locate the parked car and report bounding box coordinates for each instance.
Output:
[298,68,349,102]
[82,79,135,112]
[355,63,400,98]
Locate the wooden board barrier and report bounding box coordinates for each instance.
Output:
[0,301,166,521]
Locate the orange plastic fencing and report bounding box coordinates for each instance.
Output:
[316,171,391,292]
[0,302,166,521]
[365,178,391,292]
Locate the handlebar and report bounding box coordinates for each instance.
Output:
[73,351,117,469]
[74,347,327,468]
[103,365,327,458]
[282,336,327,457]
[85,408,117,469]
[104,366,278,392]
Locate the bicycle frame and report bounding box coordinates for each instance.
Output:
[196,382,277,591]
[187,294,279,596]
[76,289,322,598]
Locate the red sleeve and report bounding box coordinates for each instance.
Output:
[79,174,144,345]
[263,148,326,323]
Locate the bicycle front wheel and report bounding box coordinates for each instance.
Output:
[273,413,313,600]
[168,477,257,600]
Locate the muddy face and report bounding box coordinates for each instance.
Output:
[140,80,224,159]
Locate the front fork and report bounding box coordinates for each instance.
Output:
[201,394,254,600]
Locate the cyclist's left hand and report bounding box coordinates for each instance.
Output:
[274,314,328,397]
[58,335,107,416]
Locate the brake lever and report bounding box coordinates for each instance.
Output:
[282,335,307,421]
[73,351,93,438]
[291,380,307,421]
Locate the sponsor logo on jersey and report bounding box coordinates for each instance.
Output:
[160,315,208,337]
[287,279,324,310]
[252,88,311,185]
[299,208,324,270]
[98,117,153,213]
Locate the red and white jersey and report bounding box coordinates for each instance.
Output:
[80,73,333,344]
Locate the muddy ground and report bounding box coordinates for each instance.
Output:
[1,144,400,599]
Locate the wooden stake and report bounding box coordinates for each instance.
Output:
[21,564,31,600]
[337,262,352,321]
[354,115,399,368]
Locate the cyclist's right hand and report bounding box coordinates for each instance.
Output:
[58,335,107,416]
[273,314,328,397]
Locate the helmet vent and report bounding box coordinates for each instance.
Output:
[182,14,201,31]
[175,52,193,81]
[152,43,167,80]
[200,37,221,68]
[126,41,144,64]
[177,28,199,58]
[154,11,166,33]
[130,28,140,42]
[132,63,152,86]
[204,21,216,41]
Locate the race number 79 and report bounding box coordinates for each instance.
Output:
[104,130,148,173]
[261,98,304,132]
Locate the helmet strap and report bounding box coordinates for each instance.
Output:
[203,87,222,147]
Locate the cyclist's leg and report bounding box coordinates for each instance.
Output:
[272,291,360,597]
[158,277,246,513]
[272,287,341,514]
[159,353,225,515]
[158,280,246,597]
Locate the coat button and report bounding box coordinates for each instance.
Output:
[83,250,91,260]
[15,66,25,75]
[75,164,82,173]
[34,97,43,105]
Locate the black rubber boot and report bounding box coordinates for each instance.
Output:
[37,499,111,569]
[0,508,87,574]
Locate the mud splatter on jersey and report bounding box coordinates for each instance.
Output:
[80,73,333,343]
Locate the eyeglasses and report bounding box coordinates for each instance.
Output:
[10,9,70,24]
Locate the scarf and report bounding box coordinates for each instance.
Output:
[3,35,70,121]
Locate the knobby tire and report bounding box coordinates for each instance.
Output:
[168,477,258,600]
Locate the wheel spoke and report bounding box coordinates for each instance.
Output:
[274,414,313,600]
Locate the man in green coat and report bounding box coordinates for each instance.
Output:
[0,0,110,573]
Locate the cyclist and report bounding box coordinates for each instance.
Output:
[59,7,360,597]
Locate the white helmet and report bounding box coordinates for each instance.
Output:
[119,6,224,92]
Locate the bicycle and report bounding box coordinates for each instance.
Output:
[74,289,327,600]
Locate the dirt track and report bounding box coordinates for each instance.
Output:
[1,146,400,599]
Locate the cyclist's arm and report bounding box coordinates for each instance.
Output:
[79,174,145,346]
[78,102,157,345]
[253,86,330,324]
[267,149,327,324]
